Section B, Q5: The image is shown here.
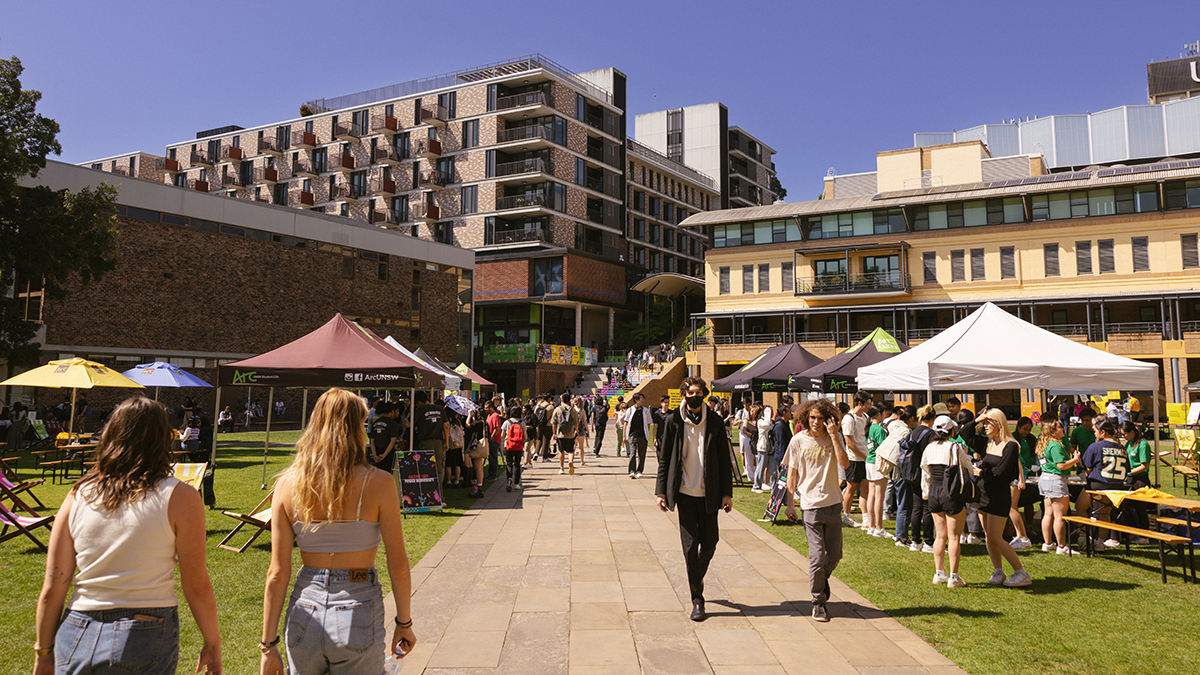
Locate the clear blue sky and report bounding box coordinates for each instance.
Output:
[4,0,1198,201]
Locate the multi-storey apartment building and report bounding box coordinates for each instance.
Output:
[635,103,778,209]
[684,138,1200,411]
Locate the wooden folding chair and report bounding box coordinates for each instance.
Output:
[0,483,53,551]
[218,489,274,553]
[0,457,45,509]
[171,463,208,492]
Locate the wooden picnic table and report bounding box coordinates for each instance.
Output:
[1088,490,1199,583]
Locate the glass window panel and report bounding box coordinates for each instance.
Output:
[713,225,726,248]
[754,221,772,244]
[1048,193,1071,220]
[1003,197,1024,223]
[1088,188,1115,217]
[927,204,948,229]
[963,200,987,227]
[785,219,802,241]
[838,213,853,238]
[852,212,872,237]
[1136,185,1159,213]
[1031,195,1049,221]
[1187,179,1200,209]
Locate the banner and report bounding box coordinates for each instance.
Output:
[1020,402,1042,425]
[1168,402,1189,426]
[483,344,598,366]
[397,451,442,513]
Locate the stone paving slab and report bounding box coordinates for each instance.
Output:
[388,437,968,675]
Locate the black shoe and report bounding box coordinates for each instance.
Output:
[812,602,829,622]
[469,486,484,498]
[690,602,705,622]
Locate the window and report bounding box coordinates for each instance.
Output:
[439,92,456,119]
[1044,243,1059,276]
[633,191,645,212]
[532,257,563,295]
[1000,247,1015,279]
[462,119,479,148]
[970,249,985,280]
[1076,241,1093,274]
[1132,237,1149,272]
[742,265,753,293]
[781,262,794,293]
[461,185,478,214]
[951,250,965,282]
[1183,234,1199,269]
[1052,310,1068,325]
[922,251,937,283]
[15,278,43,322]
[377,253,389,281]
[273,182,288,206]
[1098,239,1115,273]
[758,264,770,293]
[341,250,355,279]
[631,218,645,239]
[1139,306,1158,322]
[863,255,899,281]
[391,196,408,223]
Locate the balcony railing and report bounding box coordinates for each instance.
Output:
[905,327,947,340]
[258,138,281,156]
[255,167,279,185]
[329,184,355,202]
[218,173,246,190]
[491,228,550,245]
[374,145,408,164]
[413,203,440,222]
[219,146,243,163]
[795,272,911,296]
[157,158,179,173]
[418,169,450,189]
[495,158,547,178]
[334,121,365,141]
[189,178,209,192]
[108,166,128,176]
[371,115,398,135]
[298,190,315,206]
[496,90,550,110]
[370,176,396,196]
[292,160,318,178]
[1105,322,1166,336]
[373,209,402,226]
[190,151,213,167]
[325,153,355,173]
[498,125,549,144]
[294,130,318,149]
[1182,320,1200,333]
[497,193,548,210]
[586,175,603,192]
[415,138,441,158]
[580,239,619,258]
[419,105,448,126]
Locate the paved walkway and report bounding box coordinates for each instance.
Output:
[389,437,966,675]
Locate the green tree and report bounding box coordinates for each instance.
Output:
[0,56,118,366]
[769,175,787,201]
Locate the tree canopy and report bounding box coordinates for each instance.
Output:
[769,175,787,201]
[0,56,118,366]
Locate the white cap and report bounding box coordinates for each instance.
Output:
[933,415,958,436]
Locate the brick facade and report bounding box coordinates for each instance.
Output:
[475,259,530,301]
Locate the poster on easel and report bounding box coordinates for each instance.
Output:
[760,479,790,523]
[1186,402,1200,426]
[397,451,443,513]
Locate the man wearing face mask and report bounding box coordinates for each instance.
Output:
[655,376,733,622]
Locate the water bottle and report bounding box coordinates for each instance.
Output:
[384,643,405,674]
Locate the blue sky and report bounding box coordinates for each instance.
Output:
[4,0,1198,201]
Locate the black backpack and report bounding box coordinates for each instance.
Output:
[898,425,930,483]
[532,404,547,428]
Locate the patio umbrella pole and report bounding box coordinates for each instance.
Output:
[69,387,77,437]
[1153,394,1160,486]
[261,386,274,489]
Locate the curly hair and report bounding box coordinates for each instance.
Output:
[796,398,839,433]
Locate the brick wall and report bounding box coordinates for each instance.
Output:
[564,255,625,305]
[475,259,530,301]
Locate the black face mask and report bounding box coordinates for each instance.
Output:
[685,395,705,410]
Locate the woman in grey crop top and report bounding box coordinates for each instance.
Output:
[260,388,415,675]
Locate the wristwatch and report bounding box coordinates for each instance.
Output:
[259,636,280,654]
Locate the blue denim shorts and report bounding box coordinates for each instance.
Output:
[55,606,178,675]
[285,566,385,675]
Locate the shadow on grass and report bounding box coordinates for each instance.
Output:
[887,605,1003,618]
[1022,575,1147,594]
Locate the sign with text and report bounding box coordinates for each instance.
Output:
[397,451,442,513]
[1020,403,1042,425]
[1168,403,1189,426]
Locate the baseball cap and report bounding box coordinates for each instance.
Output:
[933,415,958,436]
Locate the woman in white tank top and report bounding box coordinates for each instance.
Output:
[33,397,222,675]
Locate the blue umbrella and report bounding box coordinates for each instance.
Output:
[120,362,213,401]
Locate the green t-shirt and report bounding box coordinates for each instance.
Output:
[1068,426,1095,453]
[1017,434,1039,472]
[866,423,887,463]
[1041,439,1069,476]
[1125,438,1152,478]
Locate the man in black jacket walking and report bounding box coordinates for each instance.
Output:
[655,376,733,622]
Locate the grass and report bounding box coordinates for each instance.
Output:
[0,431,474,675]
[733,456,1200,675]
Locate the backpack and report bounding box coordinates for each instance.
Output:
[899,425,931,483]
[943,441,980,503]
[555,404,578,437]
[505,422,525,452]
[532,404,548,428]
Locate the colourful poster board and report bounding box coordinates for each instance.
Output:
[1168,402,1189,425]
[397,452,442,513]
[1020,403,1042,425]
[483,343,598,366]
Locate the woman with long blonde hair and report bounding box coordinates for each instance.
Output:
[260,388,414,674]
[971,408,1030,587]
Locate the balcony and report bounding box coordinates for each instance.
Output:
[216,173,247,191]
[418,169,450,190]
[497,193,548,211]
[189,178,209,193]
[419,104,448,126]
[372,210,400,227]
[415,138,442,159]
[257,138,281,156]
[496,124,553,151]
[491,228,550,245]
[292,160,319,179]
[219,146,243,164]
[371,115,398,135]
[370,176,397,196]
[795,272,911,298]
[190,151,214,167]
[108,166,128,176]
[412,203,440,223]
[254,194,271,203]
[496,90,552,113]
[495,157,548,179]
[293,131,318,149]
[298,190,315,206]
[325,153,355,174]
[334,121,365,141]
[157,158,179,173]
[374,144,408,165]
[254,167,279,185]
[329,184,357,202]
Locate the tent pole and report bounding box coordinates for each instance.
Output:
[261,386,274,489]
[301,389,309,430]
[1153,395,1160,487]
[211,386,222,467]
[69,387,77,438]
[155,386,159,402]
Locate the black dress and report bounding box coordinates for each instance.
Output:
[978,440,1020,517]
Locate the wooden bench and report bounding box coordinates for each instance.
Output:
[1163,460,1199,495]
[1063,515,1191,583]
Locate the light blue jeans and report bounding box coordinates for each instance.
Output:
[285,567,385,675]
[55,606,179,675]
[753,451,771,489]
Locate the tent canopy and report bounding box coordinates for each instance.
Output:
[381,336,462,390]
[455,363,496,391]
[415,348,472,390]
[790,327,909,392]
[857,303,1159,392]
[711,342,823,393]
[217,314,444,389]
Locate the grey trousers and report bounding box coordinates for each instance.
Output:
[802,503,844,605]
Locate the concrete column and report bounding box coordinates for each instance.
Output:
[575,303,583,348]
[608,307,615,343]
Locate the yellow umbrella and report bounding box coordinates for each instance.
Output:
[0,358,145,435]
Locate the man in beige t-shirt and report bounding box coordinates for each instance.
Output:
[784,398,850,622]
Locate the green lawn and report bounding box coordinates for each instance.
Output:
[734,457,1200,675]
[0,431,472,675]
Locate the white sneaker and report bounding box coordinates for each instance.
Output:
[959,534,968,544]
[1010,537,1032,550]
[988,570,1007,586]
[932,571,949,585]
[965,534,982,544]
[1003,569,1032,587]
[842,514,859,528]
[635,472,643,478]
[1104,538,1121,549]
[909,541,922,552]
[629,472,636,479]
[559,469,566,475]
[947,573,966,588]
[1041,543,1055,553]
[881,530,895,540]
[1056,546,1071,555]
[921,544,936,553]
[895,538,910,548]
[871,529,885,538]
[751,487,763,493]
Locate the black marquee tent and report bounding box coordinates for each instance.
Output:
[789,327,910,393]
[711,342,823,393]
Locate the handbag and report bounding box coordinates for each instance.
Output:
[449,424,464,449]
[944,442,980,503]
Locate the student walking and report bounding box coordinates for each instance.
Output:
[551,393,581,475]
[974,408,1031,587]
[626,393,653,478]
[500,406,526,492]
[592,393,610,456]
[784,398,850,622]
[655,376,733,622]
[840,392,872,527]
[752,404,774,492]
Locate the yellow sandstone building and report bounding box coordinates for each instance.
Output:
[681,140,1200,410]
